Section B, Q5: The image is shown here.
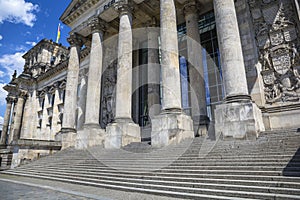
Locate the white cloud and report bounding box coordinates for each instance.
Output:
[0,52,25,77]
[0,0,39,27]
[0,35,2,40]
[26,41,36,46]
[0,83,8,106]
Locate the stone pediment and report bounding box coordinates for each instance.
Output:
[60,0,100,25]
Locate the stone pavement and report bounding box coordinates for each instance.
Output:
[0,174,182,200]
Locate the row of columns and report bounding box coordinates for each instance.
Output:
[59,0,255,147]
[0,91,27,145]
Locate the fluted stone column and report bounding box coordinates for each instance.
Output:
[0,97,14,145]
[214,0,265,138]
[151,0,194,148]
[184,1,209,136]
[78,21,106,148]
[20,91,33,139]
[160,0,182,111]
[77,69,88,130]
[147,25,160,119]
[105,1,140,149]
[51,84,61,139]
[214,0,249,100]
[84,17,105,127]
[58,33,82,148]
[41,92,51,140]
[8,92,26,144]
[30,89,39,139]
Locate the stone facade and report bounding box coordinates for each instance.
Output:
[1,0,299,168]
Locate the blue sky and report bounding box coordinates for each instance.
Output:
[0,0,71,128]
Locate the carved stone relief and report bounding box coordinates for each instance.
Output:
[248,0,300,104]
[100,47,117,128]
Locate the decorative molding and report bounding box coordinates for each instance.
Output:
[183,0,199,16]
[67,33,84,47]
[88,17,106,33]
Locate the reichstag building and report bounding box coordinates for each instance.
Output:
[0,1,299,197]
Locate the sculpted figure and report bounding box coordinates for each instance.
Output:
[291,44,300,65]
[261,50,272,70]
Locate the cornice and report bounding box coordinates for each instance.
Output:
[60,0,100,26]
[37,60,68,82]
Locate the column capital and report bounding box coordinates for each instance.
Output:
[67,33,84,47]
[183,0,199,16]
[6,96,15,104]
[53,82,59,89]
[114,0,132,16]
[18,90,28,99]
[88,17,106,34]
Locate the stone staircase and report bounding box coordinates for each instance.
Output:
[1,130,300,199]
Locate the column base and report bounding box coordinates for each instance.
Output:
[105,119,141,149]
[151,112,194,148]
[76,124,105,149]
[192,115,210,137]
[55,128,77,149]
[214,101,265,139]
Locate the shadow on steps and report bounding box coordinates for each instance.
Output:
[283,147,300,177]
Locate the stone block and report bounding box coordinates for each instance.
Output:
[151,112,194,148]
[105,122,141,149]
[214,101,265,139]
[76,125,106,149]
[55,131,77,149]
[264,108,300,130]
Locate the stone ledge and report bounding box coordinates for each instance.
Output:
[14,139,61,150]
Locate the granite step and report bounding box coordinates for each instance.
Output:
[3,171,300,199]
[10,167,300,188]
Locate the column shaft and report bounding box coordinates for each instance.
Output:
[115,9,133,120]
[9,95,26,143]
[52,87,61,138]
[85,18,104,126]
[147,27,160,117]
[62,34,82,132]
[0,98,13,144]
[213,0,265,138]
[160,0,182,111]
[214,0,249,100]
[184,2,207,116]
[105,2,141,149]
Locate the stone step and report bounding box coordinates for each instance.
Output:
[3,172,298,196]
[11,168,300,189]
[3,171,300,199]
[21,160,298,168]
[13,167,300,183]
[15,165,294,176]
[22,161,297,168]
[39,151,297,160]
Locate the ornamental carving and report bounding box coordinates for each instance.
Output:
[100,48,117,128]
[248,0,300,104]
